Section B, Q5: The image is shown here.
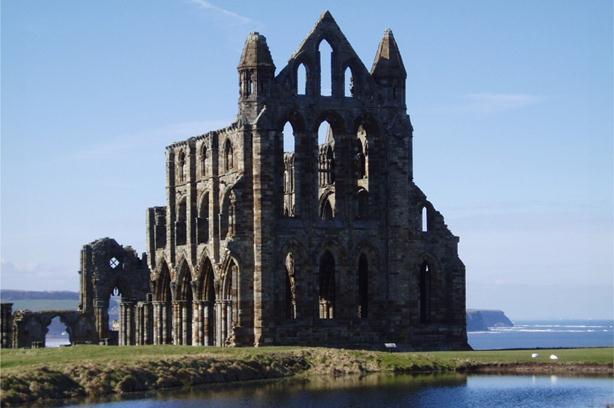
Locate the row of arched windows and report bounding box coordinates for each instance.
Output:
[281,119,371,221]
[175,190,236,246]
[153,257,237,346]
[175,139,236,183]
[282,252,435,324]
[296,39,355,98]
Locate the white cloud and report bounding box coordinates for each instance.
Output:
[189,0,253,25]
[464,93,542,113]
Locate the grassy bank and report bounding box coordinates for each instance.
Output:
[1,346,612,406]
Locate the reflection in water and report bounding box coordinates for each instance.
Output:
[67,373,613,408]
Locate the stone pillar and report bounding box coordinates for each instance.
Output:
[181,301,189,346]
[172,301,182,345]
[119,301,135,346]
[203,301,210,346]
[152,302,159,344]
[226,301,232,345]
[216,301,223,347]
[192,301,203,346]
[135,305,142,345]
[95,301,108,342]
[0,303,13,348]
[143,300,152,345]
[251,127,277,346]
[158,302,166,344]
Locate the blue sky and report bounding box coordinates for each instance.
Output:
[1,1,612,320]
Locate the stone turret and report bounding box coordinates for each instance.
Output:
[238,32,275,119]
[372,29,406,106]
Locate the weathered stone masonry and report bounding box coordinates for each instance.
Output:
[144,12,468,350]
[0,12,469,350]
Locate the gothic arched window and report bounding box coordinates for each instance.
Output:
[224,140,234,172]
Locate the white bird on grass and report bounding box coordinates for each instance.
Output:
[549,354,559,360]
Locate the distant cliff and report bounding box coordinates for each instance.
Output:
[466,309,514,332]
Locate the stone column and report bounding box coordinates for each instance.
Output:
[192,301,203,346]
[172,301,182,345]
[135,305,142,345]
[226,302,232,345]
[181,301,189,345]
[216,301,224,347]
[143,301,152,345]
[202,301,210,346]
[95,301,108,342]
[119,301,135,346]
[152,302,160,344]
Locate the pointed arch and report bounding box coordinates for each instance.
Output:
[200,143,208,177]
[219,256,239,346]
[198,255,216,346]
[175,197,187,246]
[153,260,173,344]
[220,189,237,239]
[344,66,353,97]
[281,121,296,217]
[175,261,194,345]
[320,192,335,221]
[356,188,369,220]
[318,250,335,319]
[177,150,186,182]
[296,63,307,95]
[197,192,210,244]
[318,39,333,96]
[223,139,234,172]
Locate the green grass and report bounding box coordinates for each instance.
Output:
[1,346,612,373]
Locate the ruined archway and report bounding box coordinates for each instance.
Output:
[79,238,150,345]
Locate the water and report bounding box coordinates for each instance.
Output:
[469,320,614,350]
[66,374,613,408]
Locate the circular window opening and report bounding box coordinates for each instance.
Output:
[109,257,120,269]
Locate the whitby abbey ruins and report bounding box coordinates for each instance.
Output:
[1,12,468,350]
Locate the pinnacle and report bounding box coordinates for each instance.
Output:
[371,28,406,78]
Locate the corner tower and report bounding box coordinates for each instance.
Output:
[238,32,275,120]
[372,29,407,108]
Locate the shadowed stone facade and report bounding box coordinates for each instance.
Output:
[0,12,468,350]
[145,12,468,350]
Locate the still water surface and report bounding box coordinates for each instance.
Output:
[68,373,613,408]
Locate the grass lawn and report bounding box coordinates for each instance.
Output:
[1,346,612,373]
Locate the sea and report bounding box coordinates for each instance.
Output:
[46,319,614,350]
[468,319,614,350]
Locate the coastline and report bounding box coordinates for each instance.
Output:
[1,346,612,407]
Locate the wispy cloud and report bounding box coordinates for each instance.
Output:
[64,119,231,162]
[189,0,252,25]
[0,260,76,291]
[464,93,542,113]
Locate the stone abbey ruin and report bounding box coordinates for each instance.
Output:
[1,12,468,350]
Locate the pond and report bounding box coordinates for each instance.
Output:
[66,373,613,408]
